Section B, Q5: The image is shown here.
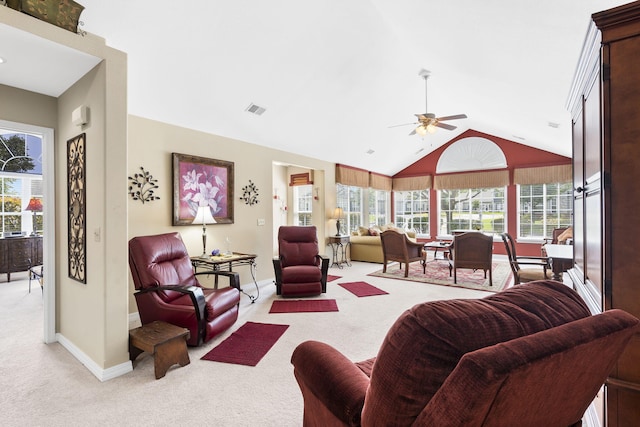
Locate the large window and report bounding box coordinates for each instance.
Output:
[368,189,389,227]
[0,131,43,235]
[394,190,429,235]
[518,182,572,238]
[438,187,505,235]
[293,184,313,226]
[336,184,363,233]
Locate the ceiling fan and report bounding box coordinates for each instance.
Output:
[391,69,467,136]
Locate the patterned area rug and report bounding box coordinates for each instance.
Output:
[269,299,339,313]
[368,260,512,292]
[201,322,289,366]
[327,275,341,282]
[338,281,388,297]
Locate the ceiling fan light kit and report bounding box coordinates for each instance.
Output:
[394,69,468,137]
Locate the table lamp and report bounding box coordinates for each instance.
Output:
[332,207,344,236]
[192,205,216,257]
[25,197,43,236]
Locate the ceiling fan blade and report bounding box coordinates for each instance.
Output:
[409,129,417,136]
[436,114,467,121]
[388,122,417,128]
[435,122,457,131]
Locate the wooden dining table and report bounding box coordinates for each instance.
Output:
[543,244,574,281]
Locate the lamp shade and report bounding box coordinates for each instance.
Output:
[26,198,43,212]
[192,206,216,225]
[332,207,343,219]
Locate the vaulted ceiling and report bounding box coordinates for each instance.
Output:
[0,1,629,175]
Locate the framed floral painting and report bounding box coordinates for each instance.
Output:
[172,153,234,225]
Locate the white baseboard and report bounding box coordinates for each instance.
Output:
[56,333,133,382]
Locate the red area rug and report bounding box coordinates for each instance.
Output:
[269,299,339,313]
[327,275,341,282]
[368,261,512,292]
[201,321,289,366]
[338,281,388,297]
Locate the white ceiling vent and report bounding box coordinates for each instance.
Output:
[245,103,266,116]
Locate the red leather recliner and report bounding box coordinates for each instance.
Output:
[273,226,329,297]
[129,232,241,346]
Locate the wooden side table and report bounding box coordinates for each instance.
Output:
[129,321,191,379]
[328,235,351,268]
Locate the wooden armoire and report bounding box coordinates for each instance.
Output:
[567,1,640,425]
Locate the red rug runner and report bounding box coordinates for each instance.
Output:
[327,275,341,282]
[338,281,388,297]
[269,299,338,313]
[201,322,289,366]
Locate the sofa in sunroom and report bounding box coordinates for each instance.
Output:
[349,224,417,263]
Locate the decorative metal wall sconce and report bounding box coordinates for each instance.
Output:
[128,166,160,204]
[240,180,259,205]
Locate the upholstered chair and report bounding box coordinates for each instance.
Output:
[291,280,639,426]
[501,232,550,285]
[129,232,241,346]
[380,230,426,277]
[273,226,329,297]
[449,231,493,285]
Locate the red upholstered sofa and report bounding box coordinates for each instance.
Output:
[291,280,639,426]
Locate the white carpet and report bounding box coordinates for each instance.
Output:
[0,263,491,426]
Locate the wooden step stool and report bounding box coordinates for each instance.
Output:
[129,321,191,379]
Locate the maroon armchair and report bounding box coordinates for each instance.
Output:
[128,232,241,346]
[291,280,639,426]
[273,226,329,297]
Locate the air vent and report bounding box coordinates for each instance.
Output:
[245,103,266,116]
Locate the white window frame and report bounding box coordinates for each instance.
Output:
[437,187,506,236]
[517,181,572,240]
[394,189,430,236]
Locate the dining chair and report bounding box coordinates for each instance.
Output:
[501,232,550,285]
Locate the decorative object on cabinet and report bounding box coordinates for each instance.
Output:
[239,180,259,205]
[24,197,42,236]
[128,166,160,204]
[172,153,234,225]
[20,0,86,34]
[67,133,86,284]
[192,205,216,257]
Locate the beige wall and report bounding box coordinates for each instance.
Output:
[1,9,130,376]
[0,85,57,127]
[57,55,129,369]
[127,116,336,312]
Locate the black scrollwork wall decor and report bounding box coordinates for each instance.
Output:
[67,133,86,284]
[128,166,160,204]
[240,180,259,205]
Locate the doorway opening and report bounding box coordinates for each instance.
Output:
[0,120,56,343]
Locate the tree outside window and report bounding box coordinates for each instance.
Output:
[336,184,363,233]
[438,188,505,235]
[293,185,313,226]
[518,182,572,238]
[0,132,43,235]
[368,189,389,227]
[394,190,429,235]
